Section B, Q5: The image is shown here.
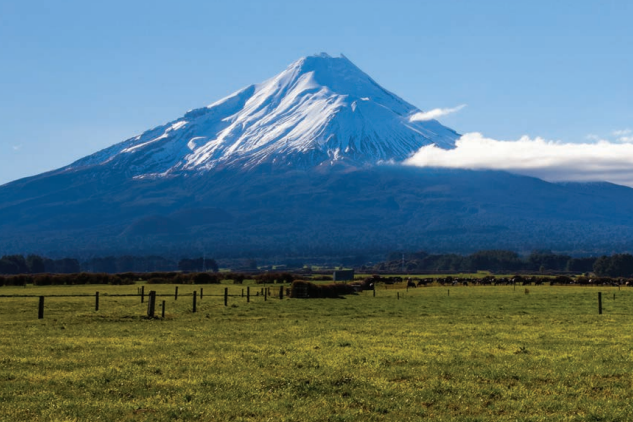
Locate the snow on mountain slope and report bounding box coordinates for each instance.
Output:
[68,53,460,177]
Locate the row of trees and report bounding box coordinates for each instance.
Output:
[0,255,220,275]
[379,250,609,275]
[4,251,633,278]
[0,273,139,286]
[177,258,219,273]
[592,254,633,278]
[0,255,80,275]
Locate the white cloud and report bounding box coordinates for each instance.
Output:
[586,129,632,144]
[585,134,603,141]
[613,129,632,137]
[12,145,21,151]
[409,104,466,122]
[404,132,633,187]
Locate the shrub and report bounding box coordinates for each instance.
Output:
[148,272,180,280]
[256,272,296,284]
[223,272,246,284]
[146,277,171,284]
[4,275,28,286]
[174,274,194,284]
[290,280,355,299]
[33,274,55,286]
[192,273,221,284]
[109,275,133,285]
[31,272,134,285]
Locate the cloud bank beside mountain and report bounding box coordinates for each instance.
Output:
[405,132,633,187]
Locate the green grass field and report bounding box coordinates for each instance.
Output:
[1,282,632,421]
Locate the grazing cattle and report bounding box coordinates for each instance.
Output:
[480,276,495,286]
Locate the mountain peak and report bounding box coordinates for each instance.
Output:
[314,52,333,58]
[68,54,459,177]
[283,53,378,98]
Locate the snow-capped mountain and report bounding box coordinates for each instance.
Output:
[4,53,633,259]
[68,53,459,177]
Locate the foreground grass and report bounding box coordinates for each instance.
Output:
[0,283,632,421]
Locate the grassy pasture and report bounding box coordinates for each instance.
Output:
[1,282,632,421]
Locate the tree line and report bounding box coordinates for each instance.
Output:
[3,250,633,278]
[0,254,219,275]
[377,250,633,277]
[0,255,80,275]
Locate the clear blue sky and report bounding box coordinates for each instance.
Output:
[1,0,631,185]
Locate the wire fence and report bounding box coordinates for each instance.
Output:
[0,285,290,320]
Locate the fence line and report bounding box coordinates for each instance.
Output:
[0,287,289,319]
[0,293,246,298]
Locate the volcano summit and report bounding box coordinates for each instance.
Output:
[71,53,458,175]
[3,54,633,258]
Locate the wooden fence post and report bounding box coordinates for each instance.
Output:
[279,286,283,300]
[38,296,44,319]
[373,283,376,297]
[247,286,250,303]
[147,291,156,318]
[141,286,145,303]
[397,292,400,300]
[175,286,178,300]
[95,291,99,311]
[161,300,166,318]
[264,287,267,301]
[224,288,228,307]
[242,289,244,298]
[200,288,203,300]
[598,292,602,315]
[193,291,197,313]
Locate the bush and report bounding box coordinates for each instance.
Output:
[109,276,133,285]
[290,280,355,298]
[4,275,28,286]
[224,272,247,284]
[33,274,55,285]
[256,272,295,284]
[174,274,194,284]
[30,272,134,285]
[148,272,180,280]
[146,277,171,284]
[192,273,221,284]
